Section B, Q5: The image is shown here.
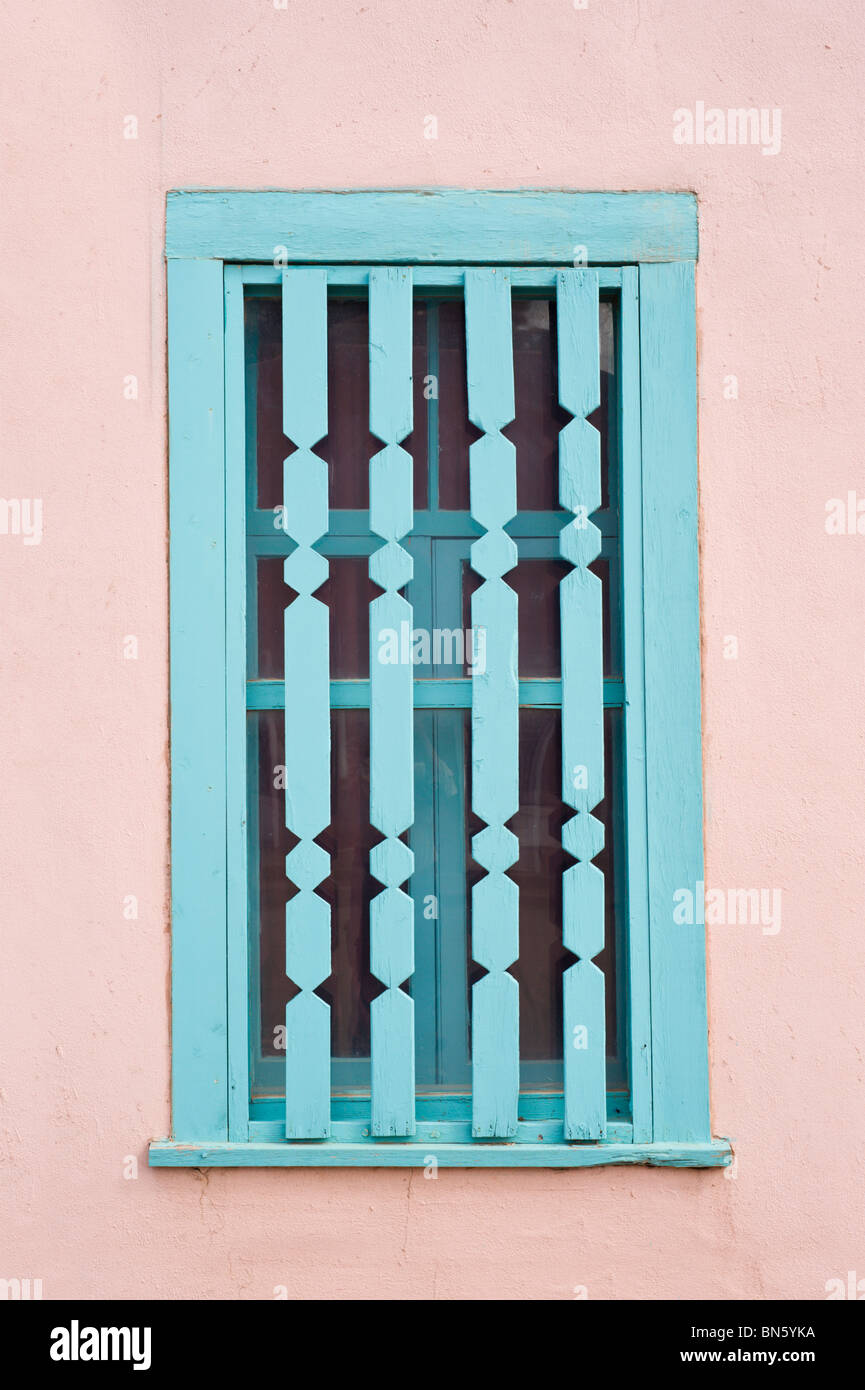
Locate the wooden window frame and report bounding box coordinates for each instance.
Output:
[151,190,730,1169]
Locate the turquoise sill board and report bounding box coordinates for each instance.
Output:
[150,1139,731,1169]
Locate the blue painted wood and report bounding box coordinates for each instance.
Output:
[167,258,229,1143]
[249,1119,635,1144]
[150,1139,732,1169]
[619,267,653,1143]
[224,266,250,1142]
[281,269,332,1139]
[465,269,520,1139]
[247,678,624,709]
[242,265,624,290]
[250,1090,631,1124]
[250,1089,617,1123]
[639,262,711,1144]
[246,508,622,540]
[166,190,698,263]
[368,267,416,1135]
[556,271,606,1141]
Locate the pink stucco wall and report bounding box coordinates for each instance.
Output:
[2,0,863,1300]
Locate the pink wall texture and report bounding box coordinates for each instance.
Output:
[2,0,864,1300]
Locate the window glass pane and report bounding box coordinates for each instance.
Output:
[319,299,374,509]
[507,707,622,1086]
[588,553,619,680]
[411,709,471,1089]
[437,300,475,509]
[513,559,569,677]
[253,687,624,1096]
[511,299,569,511]
[596,299,616,516]
[249,280,626,1107]
[256,554,376,679]
[255,555,285,679]
[460,707,622,1089]
[407,302,430,506]
[460,552,620,679]
[438,295,615,518]
[253,708,377,1090]
[253,709,291,1071]
[509,708,569,1075]
[245,293,428,514]
[245,295,283,513]
[317,709,378,1076]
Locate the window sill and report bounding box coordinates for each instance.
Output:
[149,1138,732,1169]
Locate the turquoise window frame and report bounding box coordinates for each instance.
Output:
[151,190,730,1169]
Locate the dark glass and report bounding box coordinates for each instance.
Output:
[438,297,615,517]
[461,555,619,679]
[509,709,571,1066]
[256,555,377,679]
[255,707,297,1060]
[595,300,615,516]
[513,559,570,677]
[437,300,477,509]
[246,296,285,512]
[256,709,377,1070]
[407,303,430,504]
[319,300,376,508]
[245,294,428,513]
[594,707,622,1062]
[510,300,570,511]
[588,553,620,680]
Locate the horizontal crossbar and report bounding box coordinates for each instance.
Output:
[247,678,626,710]
[241,265,623,290]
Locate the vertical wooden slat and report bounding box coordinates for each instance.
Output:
[557,270,607,1140]
[281,270,331,1139]
[168,258,229,1143]
[640,261,710,1144]
[224,265,250,1142]
[619,266,653,1143]
[465,270,519,1138]
[368,267,416,1135]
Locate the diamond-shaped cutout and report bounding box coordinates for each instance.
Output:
[285,838,330,891]
[470,529,518,580]
[370,836,414,888]
[471,824,519,873]
[284,547,329,595]
[369,541,413,592]
[562,811,604,863]
[559,520,601,569]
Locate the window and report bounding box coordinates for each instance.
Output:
[153,191,730,1169]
